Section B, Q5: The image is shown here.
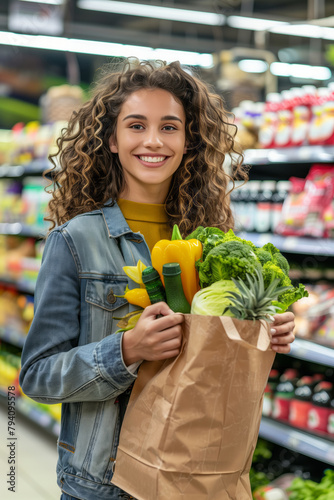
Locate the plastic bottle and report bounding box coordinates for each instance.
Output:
[307,381,333,434]
[142,266,166,304]
[255,181,276,234]
[289,375,314,429]
[271,180,291,233]
[162,263,191,313]
[328,392,334,436]
[263,369,280,417]
[272,369,298,421]
[244,180,261,232]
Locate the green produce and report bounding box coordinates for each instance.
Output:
[223,268,292,322]
[197,240,261,288]
[288,469,334,500]
[190,279,239,316]
[190,228,308,312]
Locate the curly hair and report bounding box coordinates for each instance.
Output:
[45,58,248,236]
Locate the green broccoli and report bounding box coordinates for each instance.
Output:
[255,243,290,276]
[262,261,291,289]
[272,252,290,275]
[255,249,272,266]
[197,240,261,287]
[261,242,280,256]
[222,229,257,252]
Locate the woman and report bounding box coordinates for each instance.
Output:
[19,59,295,500]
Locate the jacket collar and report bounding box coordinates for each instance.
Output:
[101,200,134,238]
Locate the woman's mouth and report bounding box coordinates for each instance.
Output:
[136,155,169,166]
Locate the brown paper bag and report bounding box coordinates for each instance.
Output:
[112,314,275,500]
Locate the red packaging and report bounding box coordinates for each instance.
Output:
[289,376,314,429]
[307,381,333,435]
[272,369,298,421]
[276,165,334,238]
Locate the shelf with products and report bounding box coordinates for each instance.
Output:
[244,145,334,166]
[0,158,50,179]
[259,417,334,466]
[240,141,334,475]
[0,342,61,437]
[237,231,334,256]
[0,325,26,348]
[0,390,60,437]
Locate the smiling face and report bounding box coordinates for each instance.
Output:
[109,88,187,203]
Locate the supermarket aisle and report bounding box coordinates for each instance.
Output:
[0,403,60,500]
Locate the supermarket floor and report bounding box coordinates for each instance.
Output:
[0,403,60,500]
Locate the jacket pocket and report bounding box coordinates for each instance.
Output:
[85,279,127,311]
[85,279,129,342]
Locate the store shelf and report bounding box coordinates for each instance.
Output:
[287,338,334,367]
[0,390,60,437]
[0,275,35,294]
[0,326,26,348]
[0,159,50,178]
[259,417,334,465]
[237,231,334,256]
[244,145,334,165]
[0,222,46,238]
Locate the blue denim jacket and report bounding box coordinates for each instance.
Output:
[19,201,152,499]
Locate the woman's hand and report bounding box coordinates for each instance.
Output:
[270,311,296,353]
[122,302,184,366]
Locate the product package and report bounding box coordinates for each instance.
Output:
[112,314,275,500]
[276,165,334,238]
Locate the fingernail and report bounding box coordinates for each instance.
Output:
[271,338,278,343]
[270,328,276,335]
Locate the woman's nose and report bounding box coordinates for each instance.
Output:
[142,129,163,148]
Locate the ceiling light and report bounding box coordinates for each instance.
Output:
[270,23,323,38]
[270,62,331,80]
[0,30,214,68]
[78,0,225,26]
[19,0,64,4]
[227,16,286,31]
[238,59,268,73]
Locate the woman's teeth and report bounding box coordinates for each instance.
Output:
[139,156,166,163]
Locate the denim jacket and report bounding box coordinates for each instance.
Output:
[19,201,152,499]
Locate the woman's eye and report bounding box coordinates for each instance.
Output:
[130,124,144,130]
[163,125,177,131]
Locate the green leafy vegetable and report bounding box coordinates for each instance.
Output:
[288,469,334,500]
[190,280,239,316]
[197,240,261,287]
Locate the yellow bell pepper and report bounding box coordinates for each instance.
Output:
[151,225,202,305]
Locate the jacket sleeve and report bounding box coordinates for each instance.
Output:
[19,229,137,404]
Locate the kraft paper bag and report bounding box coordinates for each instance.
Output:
[112,314,275,500]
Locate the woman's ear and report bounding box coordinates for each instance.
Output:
[183,142,188,154]
[109,135,118,154]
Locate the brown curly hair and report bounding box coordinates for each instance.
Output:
[45,58,248,236]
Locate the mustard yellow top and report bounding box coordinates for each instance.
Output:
[117,199,171,252]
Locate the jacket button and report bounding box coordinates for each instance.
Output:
[107,290,117,304]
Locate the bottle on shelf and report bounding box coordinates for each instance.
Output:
[271,180,291,234]
[254,181,276,234]
[307,381,333,435]
[272,369,299,422]
[289,375,314,429]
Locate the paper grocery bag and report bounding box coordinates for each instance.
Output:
[112,314,275,500]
